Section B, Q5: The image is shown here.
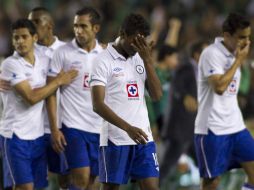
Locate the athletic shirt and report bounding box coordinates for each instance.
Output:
[195,37,245,135]
[35,36,65,134]
[0,52,50,140]
[90,42,153,146]
[48,39,103,134]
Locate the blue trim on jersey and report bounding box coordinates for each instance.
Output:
[99,141,159,184]
[195,129,254,178]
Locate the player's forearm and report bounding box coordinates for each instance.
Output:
[93,101,131,132]
[213,59,241,94]
[46,93,58,132]
[143,60,162,101]
[26,78,60,105]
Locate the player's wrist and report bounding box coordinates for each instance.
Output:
[55,77,62,86]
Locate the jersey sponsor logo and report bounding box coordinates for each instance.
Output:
[136,65,144,74]
[70,61,82,70]
[113,67,124,77]
[113,67,123,72]
[126,82,139,99]
[83,73,90,89]
[113,72,124,77]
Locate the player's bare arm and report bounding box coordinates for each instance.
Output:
[91,85,148,144]
[46,76,66,153]
[131,34,162,101]
[14,69,78,105]
[208,40,250,95]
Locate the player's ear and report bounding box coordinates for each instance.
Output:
[93,24,100,34]
[33,33,38,43]
[223,31,232,39]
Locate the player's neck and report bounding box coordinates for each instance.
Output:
[38,35,55,47]
[221,40,234,54]
[22,50,35,65]
[112,44,128,59]
[76,39,96,52]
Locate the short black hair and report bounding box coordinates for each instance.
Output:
[31,6,50,13]
[222,13,250,35]
[157,45,177,62]
[121,13,150,37]
[76,6,101,25]
[12,19,37,35]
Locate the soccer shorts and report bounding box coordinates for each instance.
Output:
[99,140,159,184]
[61,124,100,176]
[194,129,254,178]
[3,134,48,188]
[45,134,69,174]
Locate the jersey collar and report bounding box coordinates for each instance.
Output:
[214,37,234,57]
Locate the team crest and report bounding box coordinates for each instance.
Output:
[126,82,139,98]
[83,73,90,89]
[228,79,237,94]
[136,65,144,74]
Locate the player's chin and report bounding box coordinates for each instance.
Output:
[76,37,86,43]
[16,49,27,56]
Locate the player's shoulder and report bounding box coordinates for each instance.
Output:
[201,43,223,58]
[53,42,73,55]
[1,54,21,67]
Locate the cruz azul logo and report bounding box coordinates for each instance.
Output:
[126,81,139,99]
[228,79,237,94]
[83,73,90,89]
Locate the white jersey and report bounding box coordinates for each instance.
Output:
[90,42,153,146]
[195,37,245,135]
[0,52,50,140]
[35,36,66,134]
[48,39,103,134]
[35,36,65,58]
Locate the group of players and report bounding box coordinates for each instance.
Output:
[1,4,254,190]
[0,6,161,190]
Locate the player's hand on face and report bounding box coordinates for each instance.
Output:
[131,34,154,62]
[0,79,11,91]
[236,40,251,62]
[51,129,67,153]
[126,126,148,145]
[56,69,78,86]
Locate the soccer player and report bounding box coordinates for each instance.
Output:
[90,13,162,190]
[0,19,77,190]
[194,13,254,190]
[28,7,65,57]
[47,6,104,189]
[28,7,69,188]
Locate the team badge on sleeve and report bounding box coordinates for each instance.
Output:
[126,81,139,99]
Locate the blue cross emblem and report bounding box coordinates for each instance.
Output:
[129,86,136,95]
